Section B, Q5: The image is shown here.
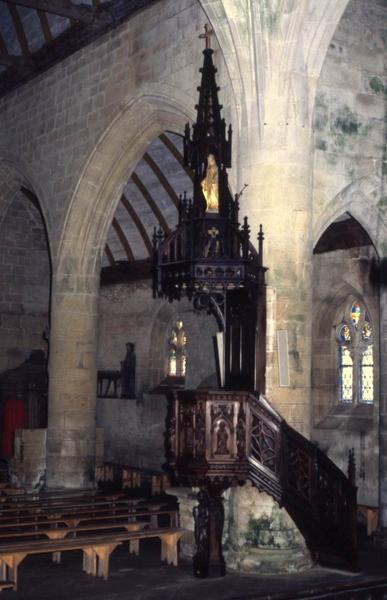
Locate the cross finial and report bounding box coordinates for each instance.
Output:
[199,23,214,49]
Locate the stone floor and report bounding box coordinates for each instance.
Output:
[3,539,387,600]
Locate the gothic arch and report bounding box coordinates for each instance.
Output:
[58,84,196,285]
[200,0,350,132]
[0,158,53,265]
[313,176,386,257]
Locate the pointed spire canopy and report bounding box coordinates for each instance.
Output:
[184,25,232,175]
[195,49,223,139]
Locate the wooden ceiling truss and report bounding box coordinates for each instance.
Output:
[0,0,160,95]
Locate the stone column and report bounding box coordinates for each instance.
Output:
[45,272,99,489]
[241,120,314,437]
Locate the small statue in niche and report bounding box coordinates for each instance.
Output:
[215,421,229,455]
[201,153,219,213]
[120,342,136,399]
[203,227,221,258]
[182,407,194,454]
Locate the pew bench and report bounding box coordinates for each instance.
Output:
[0,508,178,540]
[98,463,171,496]
[0,506,178,533]
[0,580,14,592]
[0,527,185,589]
[0,499,174,530]
[0,495,147,519]
[0,534,122,590]
[0,488,103,505]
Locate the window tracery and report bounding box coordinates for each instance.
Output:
[336,301,374,404]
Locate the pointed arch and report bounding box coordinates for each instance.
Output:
[313,176,387,258]
[0,158,52,263]
[57,84,196,287]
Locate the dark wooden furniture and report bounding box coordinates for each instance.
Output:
[0,528,185,589]
[0,580,14,592]
[152,29,357,578]
[97,370,121,397]
[0,350,48,432]
[96,462,171,495]
[0,489,182,589]
[167,390,357,576]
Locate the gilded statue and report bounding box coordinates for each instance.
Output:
[201,153,219,212]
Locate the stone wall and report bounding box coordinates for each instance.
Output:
[312,0,386,236]
[97,279,218,467]
[171,483,310,574]
[0,0,384,494]
[11,428,46,491]
[0,192,50,372]
[96,394,167,469]
[0,0,233,256]
[310,0,386,509]
[311,243,379,505]
[97,280,218,396]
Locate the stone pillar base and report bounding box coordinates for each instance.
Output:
[168,486,198,560]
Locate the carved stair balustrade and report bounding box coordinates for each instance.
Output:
[167,390,357,575]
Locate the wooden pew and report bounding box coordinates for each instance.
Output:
[98,463,171,496]
[0,505,178,531]
[0,535,122,589]
[0,496,171,520]
[0,527,185,589]
[0,508,178,541]
[0,489,127,507]
[0,580,14,592]
[0,495,146,518]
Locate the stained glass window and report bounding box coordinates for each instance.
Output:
[362,320,372,341]
[340,347,353,403]
[339,324,351,343]
[360,345,373,403]
[337,300,374,405]
[168,320,187,377]
[351,302,361,328]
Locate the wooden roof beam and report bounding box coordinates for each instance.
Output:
[112,218,134,262]
[159,133,194,183]
[7,3,30,55]
[130,172,171,235]
[37,9,52,44]
[121,193,153,257]
[2,0,113,26]
[143,152,179,209]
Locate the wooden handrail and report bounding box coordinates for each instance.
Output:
[168,389,357,569]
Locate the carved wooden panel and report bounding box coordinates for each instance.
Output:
[250,413,277,473]
[168,389,357,569]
